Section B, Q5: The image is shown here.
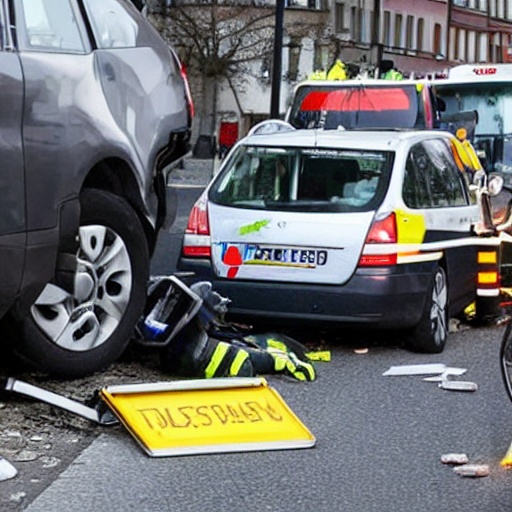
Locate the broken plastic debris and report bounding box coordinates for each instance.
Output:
[354,348,369,354]
[0,457,18,482]
[305,350,331,362]
[2,378,118,425]
[382,364,446,376]
[422,368,467,382]
[453,464,490,477]
[500,440,512,468]
[438,380,478,392]
[441,453,469,465]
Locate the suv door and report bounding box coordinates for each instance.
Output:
[0,4,25,314]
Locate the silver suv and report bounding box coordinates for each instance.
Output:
[0,0,193,376]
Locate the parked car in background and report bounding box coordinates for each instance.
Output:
[178,123,498,354]
[285,79,444,131]
[0,0,193,376]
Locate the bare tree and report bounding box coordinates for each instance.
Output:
[148,2,276,138]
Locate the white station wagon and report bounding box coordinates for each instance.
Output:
[179,123,498,353]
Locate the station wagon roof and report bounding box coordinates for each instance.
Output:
[241,129,454,152]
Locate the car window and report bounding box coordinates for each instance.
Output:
[84,0,138,48]
[403,139,468,209]
[15,0,87,53]
[210,145,394,213]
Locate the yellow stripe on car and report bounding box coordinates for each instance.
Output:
[395,209,426,244]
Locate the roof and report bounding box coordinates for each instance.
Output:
[240,128,455,152]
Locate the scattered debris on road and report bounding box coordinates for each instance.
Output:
[438,380,478,392]
[383,363,478,392]
[0,456,17,482]
[441,453,469,465]
[453,464,490,477]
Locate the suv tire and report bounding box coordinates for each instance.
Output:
[407,266,448,354]
[14,189,149,377]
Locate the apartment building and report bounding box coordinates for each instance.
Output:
[151,1,512,146]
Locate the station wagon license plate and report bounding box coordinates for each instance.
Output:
[217,243,328,269]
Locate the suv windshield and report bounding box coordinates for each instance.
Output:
[288,84,423,130]
[210,145,394,212]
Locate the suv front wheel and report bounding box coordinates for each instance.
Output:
[15,189,149,377]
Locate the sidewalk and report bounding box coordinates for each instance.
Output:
[167,157,219,188]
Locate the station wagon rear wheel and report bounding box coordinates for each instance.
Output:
[407,266,448,354]
[14,190,149,377]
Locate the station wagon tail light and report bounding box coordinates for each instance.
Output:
[182,192,210,257]
[358,212,397,266]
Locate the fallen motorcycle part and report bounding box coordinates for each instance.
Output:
[2,378,118,425]
[135,275,203,347]
[422,368,468,382]
[100,377,316,457]
[382,364,447,376]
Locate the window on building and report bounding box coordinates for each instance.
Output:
[287,39,301,81]
[285,0,320,9]
[335,3,346,34]
[433,23,442,57]
[350,6,357,40]
[313,42,329,71]
[453,28,459,60]
[417,18,424,52]
[383,11,391,47]
[358,7,366,43]
[394,13,403,48]
[488,31,500,62]
[406,15,414,50]
[489,0,496,17]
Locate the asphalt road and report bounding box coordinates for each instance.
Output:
[4,160,512,511]
[20,325,512,512]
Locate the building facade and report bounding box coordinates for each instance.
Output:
[152,0,512,145]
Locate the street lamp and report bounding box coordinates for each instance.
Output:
[370,0,382,72]
[270,0,285,118]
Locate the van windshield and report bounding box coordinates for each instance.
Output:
[210,145,394,213]
[288,84,422,130]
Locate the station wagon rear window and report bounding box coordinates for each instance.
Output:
[210,146,394,213]
[288,84,423,130]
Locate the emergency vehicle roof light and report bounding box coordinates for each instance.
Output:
[248,120,295,137]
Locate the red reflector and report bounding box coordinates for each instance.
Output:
[182,245,211,258]
[358,253,397,266]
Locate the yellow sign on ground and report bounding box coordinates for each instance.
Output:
[100,377,316,457]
